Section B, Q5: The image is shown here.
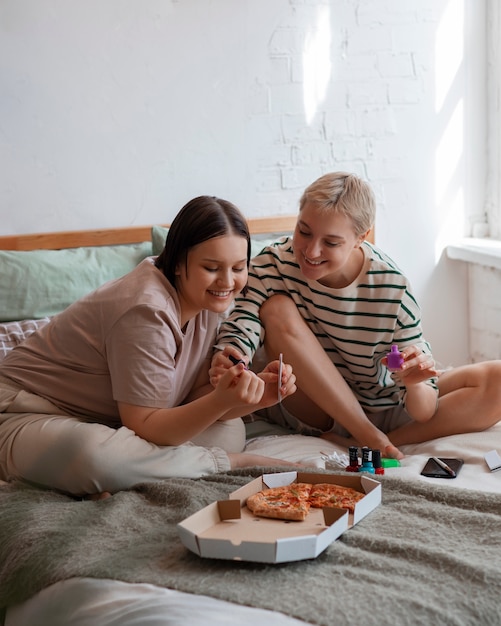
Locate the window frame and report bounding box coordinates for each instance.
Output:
[485,0,501,239]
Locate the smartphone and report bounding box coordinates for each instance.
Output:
[421,457,464,479]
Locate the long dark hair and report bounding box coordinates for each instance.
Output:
[155,195,251,288]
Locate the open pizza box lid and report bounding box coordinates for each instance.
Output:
[177,471,381,564]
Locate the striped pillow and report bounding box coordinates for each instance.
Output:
[0,317,51,360]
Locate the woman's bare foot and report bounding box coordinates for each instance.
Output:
[384,443,404,460]
[321,432,404,460]
[85,491,112,501]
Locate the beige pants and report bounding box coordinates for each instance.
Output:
[0,377,244,496]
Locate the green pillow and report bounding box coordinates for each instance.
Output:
[0,241,152,322]
[151,224,278,259]
[151,225,169,256]
[250,236,279,258]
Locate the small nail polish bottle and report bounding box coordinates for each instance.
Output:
[387,345,404,370]
[360,446,375,473]
[345,445,360,472]
[372,449,384,475]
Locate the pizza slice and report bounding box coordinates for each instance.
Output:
[308,483,365,514]
[246,482,313,521]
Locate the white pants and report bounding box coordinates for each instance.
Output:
[0,377,243,496]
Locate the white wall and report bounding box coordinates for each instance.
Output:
[0,0,486,367]
[468,263,501,361]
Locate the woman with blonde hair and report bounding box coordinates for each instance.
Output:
[212,172,501,459]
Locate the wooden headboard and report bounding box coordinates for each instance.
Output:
[0,215,374,251]
[0,215,298,251]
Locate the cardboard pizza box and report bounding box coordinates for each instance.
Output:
[177,471,381,564]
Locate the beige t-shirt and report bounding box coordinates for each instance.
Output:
[0,259,220,427]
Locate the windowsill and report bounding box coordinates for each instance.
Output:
[447,238,501,270]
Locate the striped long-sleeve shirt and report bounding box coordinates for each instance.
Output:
[215,236,437,413]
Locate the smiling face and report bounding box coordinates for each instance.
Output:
[175,233,248,325]
[292,203,369,289]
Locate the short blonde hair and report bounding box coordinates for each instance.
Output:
[299,172,375,236]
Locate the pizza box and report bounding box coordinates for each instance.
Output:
[177,471,381,564]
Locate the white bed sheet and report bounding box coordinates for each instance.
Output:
[244,419,501,493]
[5,578,308,626]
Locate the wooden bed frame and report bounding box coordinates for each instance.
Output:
[0,215,374,251]
[0,216,298,251]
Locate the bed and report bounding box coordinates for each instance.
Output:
[1,219,501,626]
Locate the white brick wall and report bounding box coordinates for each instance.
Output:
[469,264,501,362]
[246,0,447,218]
[0,0,462,231]
[1,0,485,366]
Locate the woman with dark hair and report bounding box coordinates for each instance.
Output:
[155,195,251,288]
[0,196,296,497]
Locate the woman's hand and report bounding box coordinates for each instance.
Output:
[384,345,438,386]
[209,347,249,388]
[212,363,266,413]
[256,358,297,408]
[211,354,296,413]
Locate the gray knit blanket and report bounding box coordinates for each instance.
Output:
[1,468,501,626]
